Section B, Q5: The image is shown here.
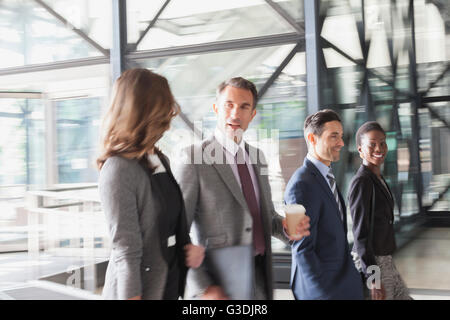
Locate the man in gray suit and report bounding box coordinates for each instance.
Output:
[174,77,310,300]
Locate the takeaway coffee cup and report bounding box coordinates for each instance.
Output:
[284,204,306,236]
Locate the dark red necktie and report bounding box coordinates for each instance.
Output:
[236,149,265,256]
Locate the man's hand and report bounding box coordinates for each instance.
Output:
[201,285,229,300]
[282,215,311,241]
[128,296,142,300]
[184,244,205,269]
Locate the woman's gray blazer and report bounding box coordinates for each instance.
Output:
[99,154,190,300]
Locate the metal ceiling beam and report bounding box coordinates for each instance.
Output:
[0,92,43,99]
[127,33,303,60]
[304,0,322,114]
[321,37,416,101]
[257,42,303,102]
[422,95,450,103]
[423,64,449,95]
[425,184,450,211]
[135,0,171,48]
[111,0,128,82]
[33,0,109,57]
[0,56,109,76]
[424,104,450,129]
[264,0,304,34]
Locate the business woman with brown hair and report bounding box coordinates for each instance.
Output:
[348,121,412,300]
[97,68,204,300]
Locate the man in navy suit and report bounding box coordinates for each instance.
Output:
[284,109,364,300]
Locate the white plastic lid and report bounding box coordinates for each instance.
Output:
[284,204,306,214]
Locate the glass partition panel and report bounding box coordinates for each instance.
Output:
[41,0,112,49]
[0,0,105,69]
[0,97,45,253]
[133,0,297,50]
[56,98,102,184]
[414,0,449,98]
[273,0,304,24]
[136,44,306,253]
[419,102,450,212]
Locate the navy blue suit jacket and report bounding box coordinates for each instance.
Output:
[284,158,364,300]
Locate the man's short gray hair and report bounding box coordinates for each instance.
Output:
[216,77,258,109]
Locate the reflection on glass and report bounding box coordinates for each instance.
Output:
[273,0,304,23]
[0,0,104,68]
[126,0,167,44]
[56,98,101,184]
[0,98,45,253]
[317,0,450,222]
[135,0,296,50]
[419,102,450,212]
[41,0,112,49]
[142,45,306,253]
[141,44,296,127]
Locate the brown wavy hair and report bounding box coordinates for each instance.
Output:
[97,68,179,170]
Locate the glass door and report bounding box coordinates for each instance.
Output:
[0,95,45,252]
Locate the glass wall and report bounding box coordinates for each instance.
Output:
[128,0,306,253]
[0,62,110,258]
[310,0,449,242]
[0,0,111,68]
[0,0,448,292]
[56,98,101,184]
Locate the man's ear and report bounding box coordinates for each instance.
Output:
[213,103,218,115]
[307,132,315,146]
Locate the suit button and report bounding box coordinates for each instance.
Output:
[145,267,150,272]
[246,227,252,232]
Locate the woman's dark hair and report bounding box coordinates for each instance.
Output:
[355,121,386,146]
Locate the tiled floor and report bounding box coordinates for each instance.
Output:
[0,251,106,291]
[394,228,450,291]
[1,227,449,300]
[274,227,450,300]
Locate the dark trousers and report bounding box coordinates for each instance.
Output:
[253,254,267,300]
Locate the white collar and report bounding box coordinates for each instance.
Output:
[306,153,331,180]
[147,153,166,174]
[214,127,246,157]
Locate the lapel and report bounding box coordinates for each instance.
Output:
[203,136,248,210]
[361,165,394,210]
[381,176,395,208]
[304,158,343,223]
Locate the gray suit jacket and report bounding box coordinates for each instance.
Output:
[99,154,189,300]
[173,136,288,300]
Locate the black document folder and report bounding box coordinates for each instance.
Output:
[205,245,254,300]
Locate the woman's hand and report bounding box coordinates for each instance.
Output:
[184,244,205,268]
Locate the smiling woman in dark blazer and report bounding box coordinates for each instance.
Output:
[348,121,412,300]
[97,68,204,300]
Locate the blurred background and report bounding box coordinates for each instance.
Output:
[0,0,448,299]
